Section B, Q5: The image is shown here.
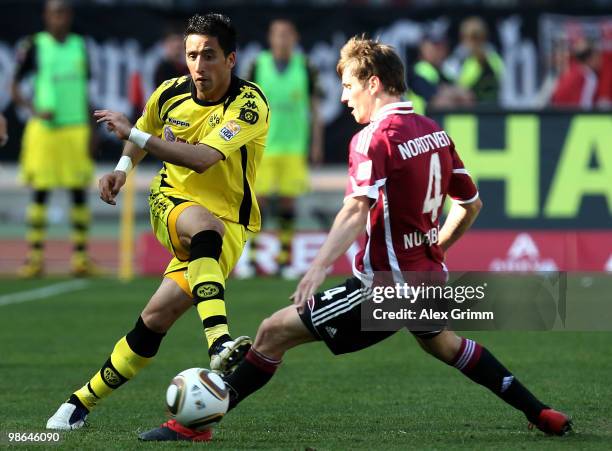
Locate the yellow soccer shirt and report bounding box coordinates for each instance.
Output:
[136,75,269,232]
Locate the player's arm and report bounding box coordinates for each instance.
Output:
[143,136,222,173]
[310,96,324,165]
[291,196,369,306]
[308,61,324,165]
[94,109,223,173]
[438,139,482,251]
[438,197,482,252]
[11,37,36,114]
[98,141,147,205]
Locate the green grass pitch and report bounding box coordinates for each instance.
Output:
[0,275,611,450]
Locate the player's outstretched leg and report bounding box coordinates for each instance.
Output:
[415,330,572,436]
[138,306,315,441]
[179,206,251,373]
[46,278,191,430]
[224,306,315,409]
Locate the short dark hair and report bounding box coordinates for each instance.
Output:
[184,13,236,56]
[336,35,407,96]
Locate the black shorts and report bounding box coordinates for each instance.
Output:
[298,277,442,355]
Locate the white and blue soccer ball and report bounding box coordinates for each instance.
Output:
[165,368,229,430]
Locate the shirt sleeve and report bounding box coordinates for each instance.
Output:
[201,87,269,159]
[447,139,479,204]
[344,127,388,202]
[134,80,168,136]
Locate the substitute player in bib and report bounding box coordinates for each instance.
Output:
[11,0,94,277]
[47,13,269,430]
[139,36,570,441]
[241,18,324,279]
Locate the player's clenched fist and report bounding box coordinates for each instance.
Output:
[98,170,127,205]
[94,110,133,140]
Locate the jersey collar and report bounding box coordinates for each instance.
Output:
[370,101,414,122]
[190,74,240,107]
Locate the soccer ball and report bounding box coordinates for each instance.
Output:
[165,368,230,430]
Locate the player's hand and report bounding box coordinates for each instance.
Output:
[98,170,127,205]
[37,110,54,121]
[290,264,327,311]
[94,110,133,140]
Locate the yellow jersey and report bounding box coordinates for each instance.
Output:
[136,74,269,232]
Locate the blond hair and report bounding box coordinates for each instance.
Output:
[336,35,406,96]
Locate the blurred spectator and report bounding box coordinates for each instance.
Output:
[0,113,8,147]
[535,41,570,108]
[551,39,602,109]
[10,0,95,277]
[241,18,324,279]
[595,50,612,108]
[153,26,189,87]
[408,35,473,113]
[448,17,504,104]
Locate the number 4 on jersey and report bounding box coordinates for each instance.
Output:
[320,286,347,301]
[422,152,444,222]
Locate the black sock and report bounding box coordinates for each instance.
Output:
[67,393,89,412]
[208,334,232,357]
[225,348,281,411]
[451,338,547,422]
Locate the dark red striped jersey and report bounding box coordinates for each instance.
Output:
[344,102,478,280]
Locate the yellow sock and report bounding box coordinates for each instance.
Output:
[188,256,229,349]
[73,317,164,410]
[188,230,230,351]
[70,205,91,258]
[74,337,152,410]
[26,202,47,262]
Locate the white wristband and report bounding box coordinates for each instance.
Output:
[114,155,133,174]
[128,127,151,149]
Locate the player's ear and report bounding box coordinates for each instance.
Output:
[368,75,380,94]
[226,51,236,70]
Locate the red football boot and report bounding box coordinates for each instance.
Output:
[529,408,572,436]
[138,419,213,441]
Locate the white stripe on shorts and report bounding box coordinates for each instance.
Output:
[312,289,372,326]
[311,289,362,324]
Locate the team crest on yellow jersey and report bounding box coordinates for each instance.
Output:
[208,113,221,128]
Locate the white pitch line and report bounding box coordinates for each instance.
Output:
[0,280,90,306]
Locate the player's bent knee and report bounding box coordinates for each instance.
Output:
[255,308,312,355]
[256,315,294,350]
[256,316,285,347]
[177,207,226,249]
[198,215,225,237]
